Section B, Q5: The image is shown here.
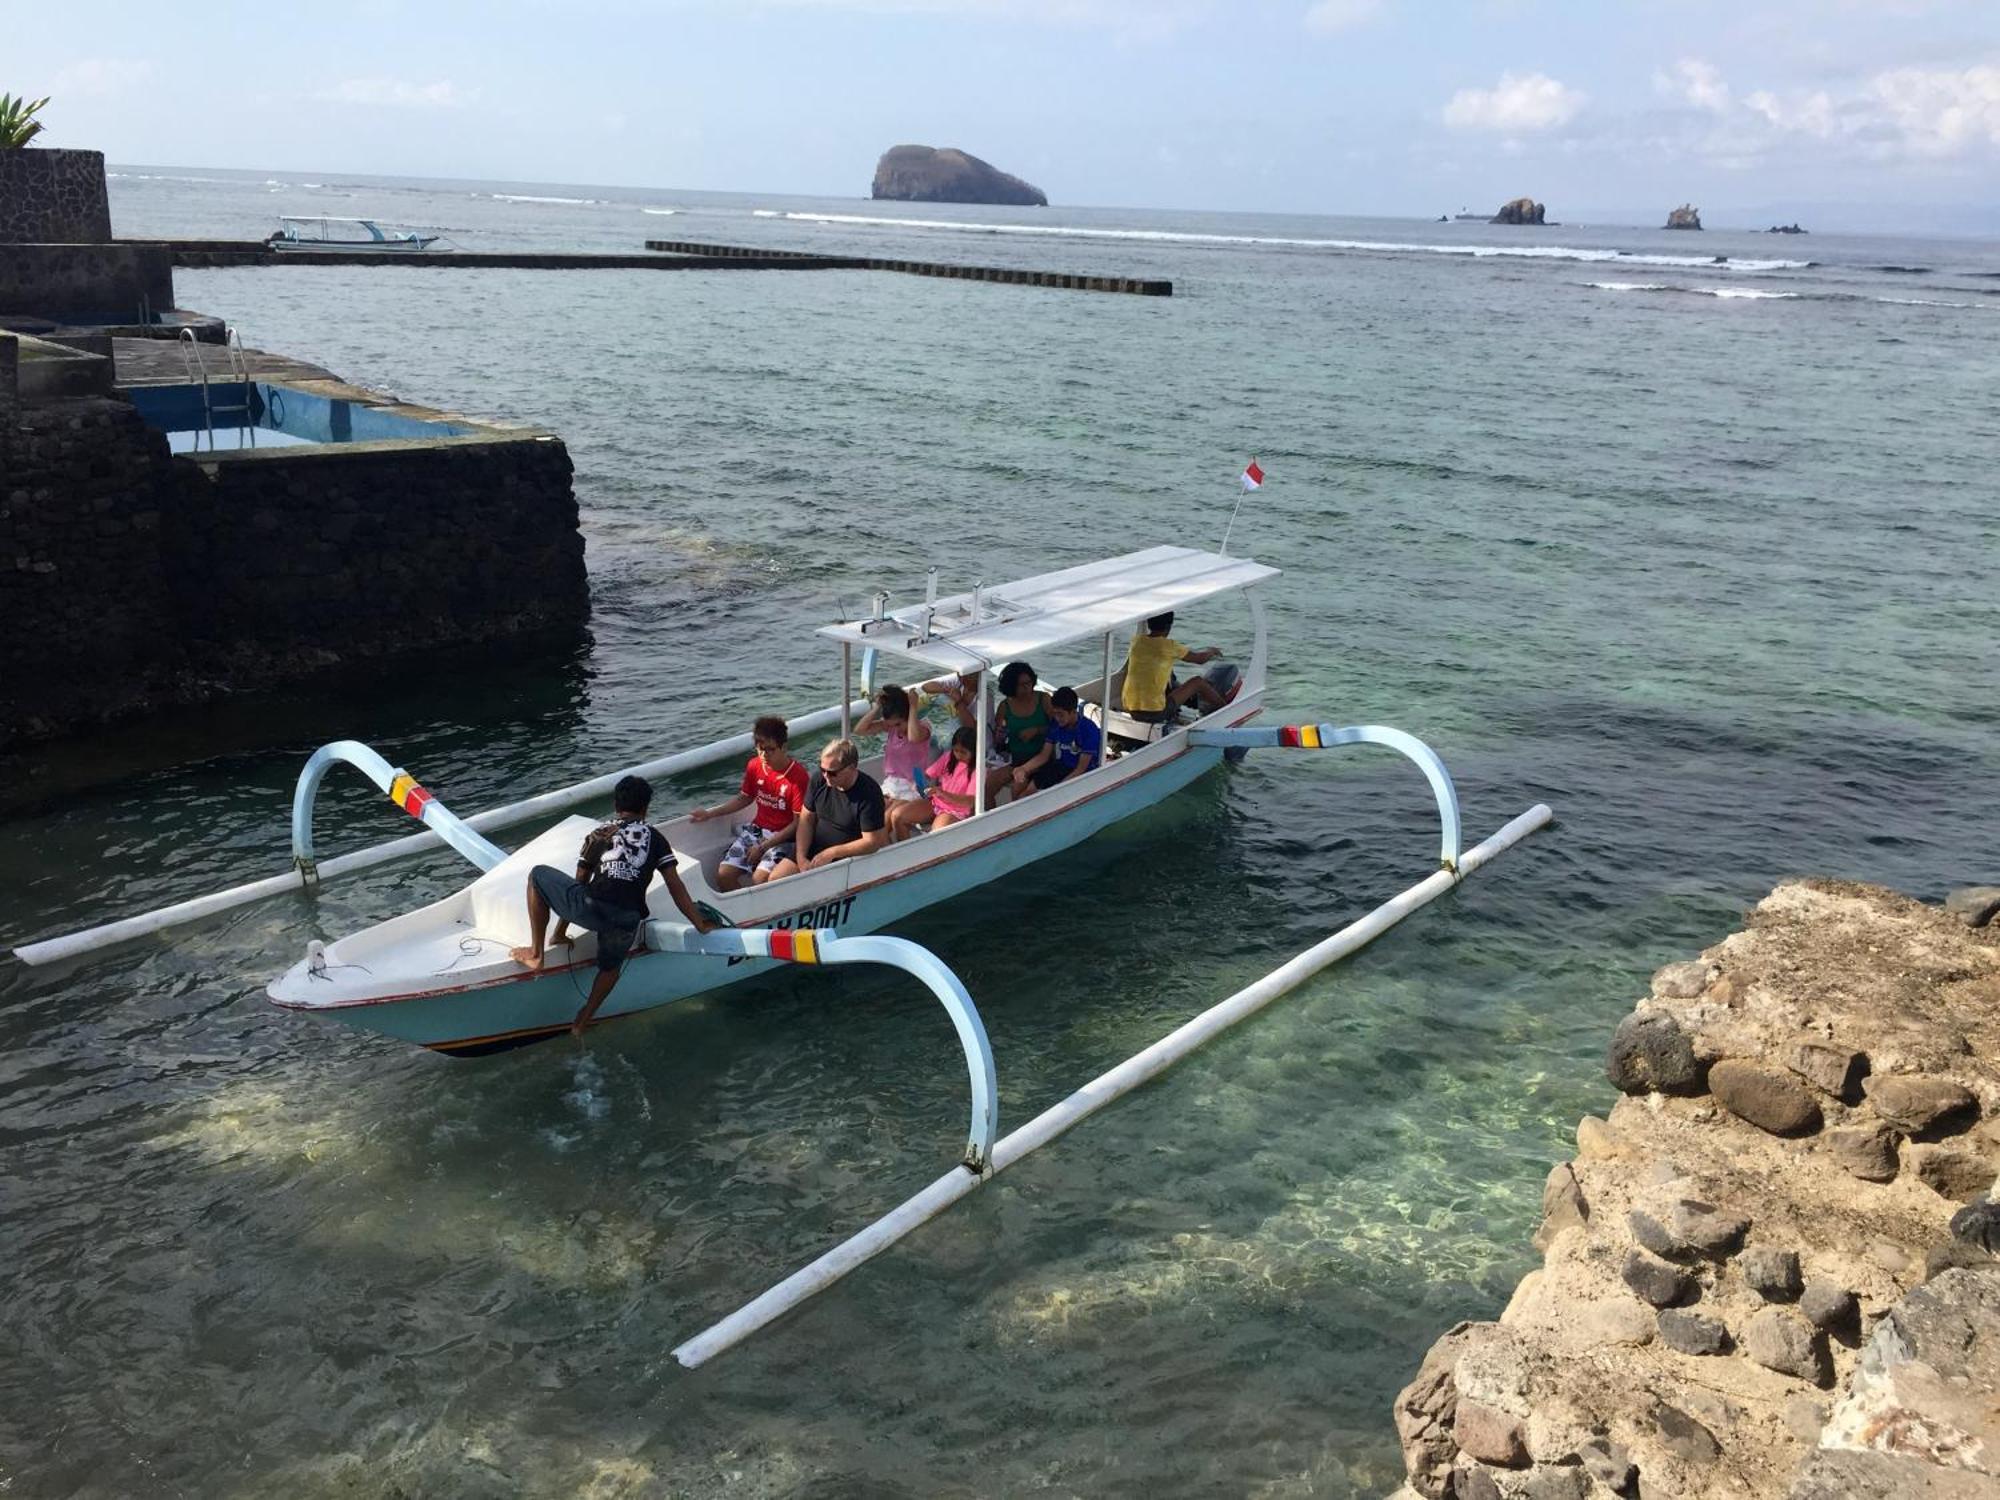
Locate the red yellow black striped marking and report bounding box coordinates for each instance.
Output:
[766,929,821,963]
[388,773,433,818]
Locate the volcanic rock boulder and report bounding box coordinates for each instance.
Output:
[870,145,1047,206]
[1665,204,1703,229]
[1865,1075,1978,1137]
[1710,1058,1823,1136]
[1491,197,1546,225]
[1607,1012,1705,1095]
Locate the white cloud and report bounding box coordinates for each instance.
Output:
[1303,0,1383,36]
[50,59,156,97]
[1654,58,1730,114]
[313,78,474,109]
[1443,72,1584,133]
[1865,64,2000,155]
[1744,87,1838,138]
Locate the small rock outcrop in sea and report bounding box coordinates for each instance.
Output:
[1665,203,1703,230]
[870,145,1047,206]
[1387,879,2000,1500]
[1490,197,1546,225]
[1768,223,1808,234]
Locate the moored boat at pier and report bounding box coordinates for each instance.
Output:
[266,216,443,252]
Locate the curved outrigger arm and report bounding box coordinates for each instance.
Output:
[644,921,999,1172]
[1188,722,1464,872]
[291,740,509,882]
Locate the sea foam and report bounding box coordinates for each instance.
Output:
[779,210,1814,272]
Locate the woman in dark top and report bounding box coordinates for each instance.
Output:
[995,660,1060,798]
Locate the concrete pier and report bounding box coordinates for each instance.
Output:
[128,238,1172,296]
[151,242,824,272]
[646,239,1173,296]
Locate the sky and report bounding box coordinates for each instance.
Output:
[13,0,2000,229]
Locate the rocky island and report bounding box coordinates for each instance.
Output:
[1665,204,1703,230]
[1388,879,2000,1500]
[1491,197,1548,225]
[871,145,1047,207]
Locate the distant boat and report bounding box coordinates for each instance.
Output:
[267,216,443,253]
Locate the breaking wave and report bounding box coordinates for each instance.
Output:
[1587,281,1987,309]
[487,193,602,206]
[777,210,1816,271]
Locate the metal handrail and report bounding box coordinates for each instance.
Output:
[176,328,212,446]
[644,921,999,1170]
[290,739,509,880]
[213,327,254,444]
[1189,721,1464,871]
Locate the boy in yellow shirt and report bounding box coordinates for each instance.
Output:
[1121,612,1231,720]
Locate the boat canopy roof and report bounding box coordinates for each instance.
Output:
[816,546,1280,673]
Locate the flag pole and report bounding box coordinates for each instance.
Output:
[1220,457,1259,557]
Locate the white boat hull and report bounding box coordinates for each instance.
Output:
[269,698,1260,1053]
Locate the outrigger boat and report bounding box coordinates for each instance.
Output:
[11,543,1551,1363]
[256,545,1467,1056]
[267,216,443,253]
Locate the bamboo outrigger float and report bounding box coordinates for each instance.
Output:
[9,544,1552,1363]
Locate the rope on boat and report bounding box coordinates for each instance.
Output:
[668,801,1553,1371]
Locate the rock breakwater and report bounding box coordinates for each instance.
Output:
[1390,879,2000,1499]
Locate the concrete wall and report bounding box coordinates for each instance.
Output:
[0,395,589,746]
[0,149,113,243]
[0,243,173,323]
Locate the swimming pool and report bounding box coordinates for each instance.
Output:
[126,380,472,453]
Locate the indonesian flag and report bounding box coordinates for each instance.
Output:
[1240,458,1264,491]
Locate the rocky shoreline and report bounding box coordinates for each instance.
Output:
[1388,879,1999,1499]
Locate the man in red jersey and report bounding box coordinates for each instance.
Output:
[690,715,811,890]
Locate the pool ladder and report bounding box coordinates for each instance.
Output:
[176,327,255,450]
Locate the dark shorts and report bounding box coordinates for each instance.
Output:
[531,864,641,973]
[1025,758,1065,790]
[1009,745,1064,789]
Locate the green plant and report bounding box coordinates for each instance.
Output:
[0,93,50,149]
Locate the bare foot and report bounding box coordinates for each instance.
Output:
[509,946,545,971]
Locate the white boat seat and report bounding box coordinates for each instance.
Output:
[464,815,599,947]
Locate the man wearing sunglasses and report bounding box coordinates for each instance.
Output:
[765,738,889,878]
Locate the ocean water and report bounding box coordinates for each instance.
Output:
[1,167,1997,1497]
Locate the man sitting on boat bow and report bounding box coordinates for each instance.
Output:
[510,775,714,1035]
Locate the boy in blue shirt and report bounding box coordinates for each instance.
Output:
[1045,687,1104,783]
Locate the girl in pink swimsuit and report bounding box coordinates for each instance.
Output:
[923,727,982,830]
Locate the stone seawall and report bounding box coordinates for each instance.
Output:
[1389,881,2000,1500]
[0,243,174,324]
[0,393,587,746]
[0,149,113,244]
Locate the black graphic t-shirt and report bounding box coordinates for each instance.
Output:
[576,819,674,914]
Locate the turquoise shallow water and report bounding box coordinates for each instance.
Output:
[1,170,1997,1495]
